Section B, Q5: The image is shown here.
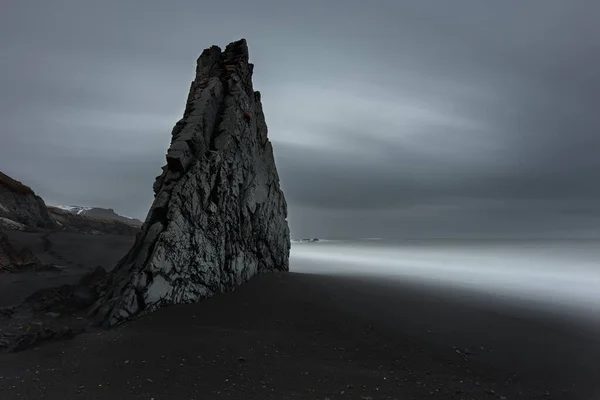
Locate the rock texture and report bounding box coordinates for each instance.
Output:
[91,39,290,327]
[0,171,55,229]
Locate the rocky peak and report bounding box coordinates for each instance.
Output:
[91,39,290,326]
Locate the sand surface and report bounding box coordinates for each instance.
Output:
[1,270,599,399]
[0,231,134,306]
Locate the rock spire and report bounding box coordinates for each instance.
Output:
[90,39,290,326]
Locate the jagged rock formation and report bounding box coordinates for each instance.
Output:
[90,39,290,327]
[0,171,55,229]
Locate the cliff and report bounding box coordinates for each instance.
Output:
[91,39,290,326]
[0,171,55,229]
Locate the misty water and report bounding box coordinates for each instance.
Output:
[291,239,600,326]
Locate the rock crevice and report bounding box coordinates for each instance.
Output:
[91,39,290,327]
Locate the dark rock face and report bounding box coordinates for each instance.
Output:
[91,39,290,327]
[0,171,55,229]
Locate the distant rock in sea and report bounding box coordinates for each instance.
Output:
[91,38,290,327]
[292,238,320,243]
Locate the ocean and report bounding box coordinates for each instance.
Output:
[290,238,600,325]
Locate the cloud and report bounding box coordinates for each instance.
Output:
[1,0,599,237]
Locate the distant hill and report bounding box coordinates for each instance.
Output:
[54,205,142,227]
[47,206,141,236]
[0,170,141,236]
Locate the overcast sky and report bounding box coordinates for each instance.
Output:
[2,0,599,238]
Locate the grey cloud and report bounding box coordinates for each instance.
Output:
[1,0,599,238]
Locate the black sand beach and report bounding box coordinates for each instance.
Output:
[1,267,599,400]
[0,230,134,306]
